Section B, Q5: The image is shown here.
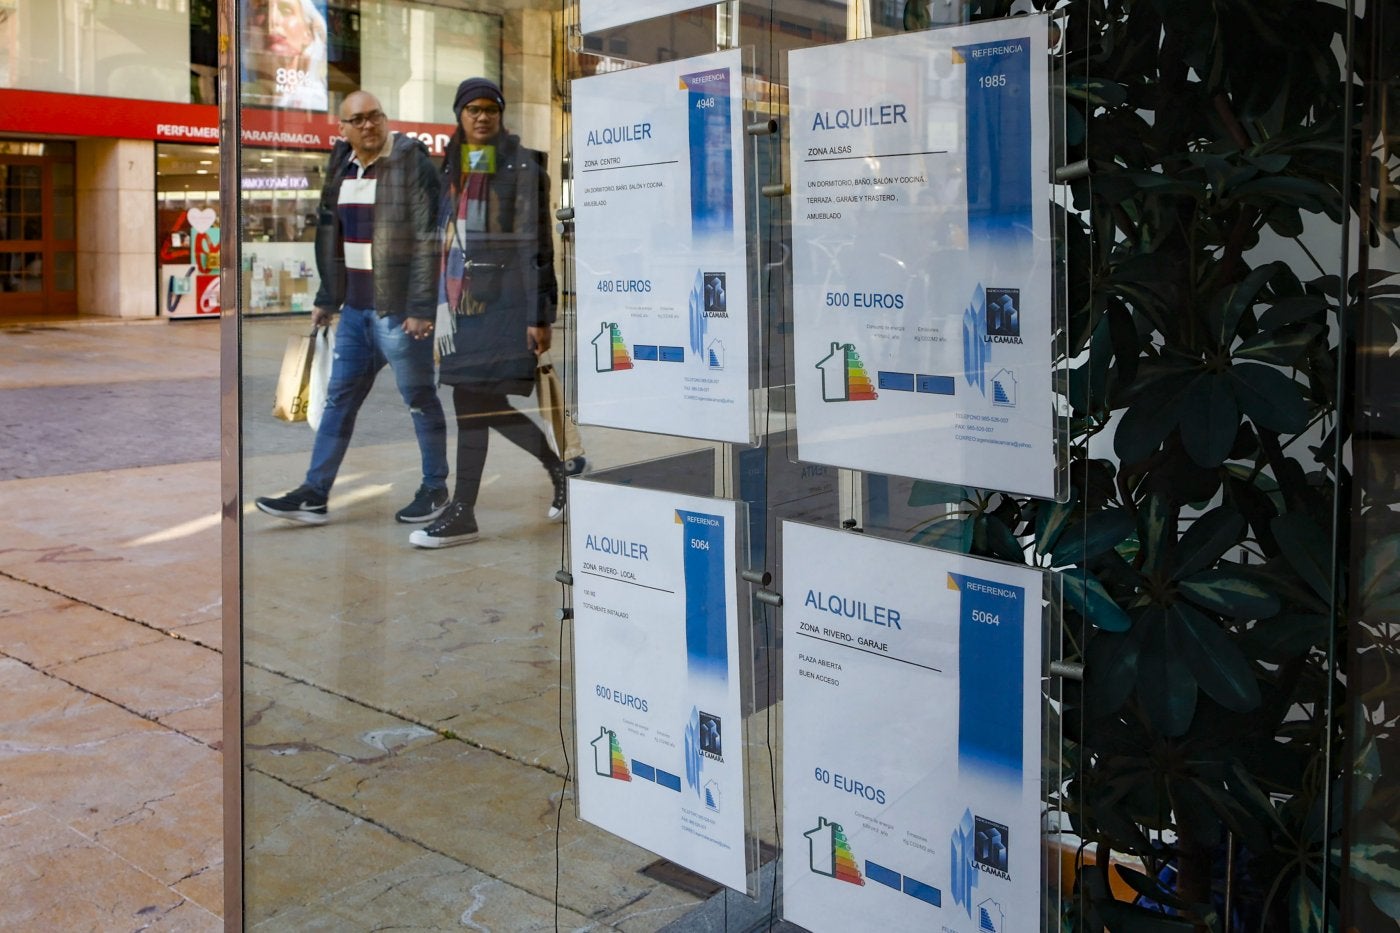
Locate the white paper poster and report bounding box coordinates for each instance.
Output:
[572,49,754,444]
[789,17,1055,498]
[570,479,749,890]
[781,522,1043,933]
[579,0,707,35]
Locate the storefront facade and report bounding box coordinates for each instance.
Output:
[0,0,499,320]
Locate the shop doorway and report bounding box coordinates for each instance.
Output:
[0,141,76,318]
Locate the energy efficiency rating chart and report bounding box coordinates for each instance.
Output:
[780,522,1044,933]
[572,48,754,444]
[789,17,1055,498]
[570,479,749,891]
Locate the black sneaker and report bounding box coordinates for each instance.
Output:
[395,485,450,523]
[255,485,328,525]
[547,459,567,522]
[409,500,479,548]
[563,456,589,476]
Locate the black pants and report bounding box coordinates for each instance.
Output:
[451,387,558,505]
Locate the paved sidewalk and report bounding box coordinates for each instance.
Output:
[0,320,224,931]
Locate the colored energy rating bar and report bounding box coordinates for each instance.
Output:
[607,324,634,370]
[607,732,631,780]
[843,346,877,400]
[832,822,864,885]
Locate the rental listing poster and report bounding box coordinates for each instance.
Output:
[569,479,750,891]
[572,49,754,444]
[789,16,1056,498]
[781,521,1044,933]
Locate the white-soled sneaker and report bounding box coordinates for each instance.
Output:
[409,500,479,548]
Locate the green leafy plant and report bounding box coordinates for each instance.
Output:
[902,1,1400,929]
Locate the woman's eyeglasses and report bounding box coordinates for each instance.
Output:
[464,105,501,118]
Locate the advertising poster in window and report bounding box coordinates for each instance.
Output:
[159,206,222,318]
[789,17,1054,498]
[570,479,749,891]
[241,0,330,111]
[780,521,1043,933]
[572,49,754,444]
[579,0,708,35]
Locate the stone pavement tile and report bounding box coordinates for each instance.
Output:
[242,770,439,927]
[0,800,219,932]
[0,318,220,390]
[160,703,224,750]
[0,593,166,670]
[251,853,599,932]
[95,773,223,901]
[50,635,222,744]
[0,461,221,632]
[0,659,220,878]
[266,733,698,923]
[243,665,442,788]
[173,862,225,923]
[0,576,68,617]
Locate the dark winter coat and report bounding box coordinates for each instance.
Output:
[436,131,558,395]
[312,133,441,320]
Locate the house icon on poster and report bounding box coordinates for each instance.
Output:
[706,338,725,370]
[990,368,1017,408]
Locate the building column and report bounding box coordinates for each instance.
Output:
[76,138,157,319]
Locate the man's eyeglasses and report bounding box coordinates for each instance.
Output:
[341,110,386,128]
[463,105,501,118]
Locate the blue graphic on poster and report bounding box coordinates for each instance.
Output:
[682,67,734,238]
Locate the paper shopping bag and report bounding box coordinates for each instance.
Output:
[536,354,584,462]
[272,329,315,422]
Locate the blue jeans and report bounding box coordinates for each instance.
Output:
[304,306,448,497]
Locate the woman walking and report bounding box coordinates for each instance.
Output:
[411,78,568,548]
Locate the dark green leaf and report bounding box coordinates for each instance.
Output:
[1169,602,1262,712]
[1060,570,1132,632]
[1231,363,1309,435]
[1139,494,1172,576]
[1096,902,1202,932]
[1178,569,1282,618]
[1137,620,1198,737]
[1257,295,1330,331]
[1271,513,1332,601]
[1111,864,1189,908]
[1246,152,1291,173]
[1050,508,1136,568]
[1235,323,1325,365]
[1179,374,1239,468]
[1233,176,1343,220]
[907,480,973,507]
[1235,613,1329,662]
[1034,489,1078,558]
[1347,841,1400,891]
[910,517,973,553]
[1084,628,1141,715]
[978,514,1026,564]
[1288,876,1336,933]
[1210,261,1284,347]
[1171,506,1245,579]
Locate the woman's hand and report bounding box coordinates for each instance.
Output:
[528,325,552,355]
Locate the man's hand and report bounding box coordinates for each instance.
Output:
[312,306,336,328]
[404,317,435,341]
[528,325,552,355]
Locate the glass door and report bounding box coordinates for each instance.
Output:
[0,141,76,318]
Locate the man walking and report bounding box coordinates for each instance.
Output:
[257,90,449,525]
